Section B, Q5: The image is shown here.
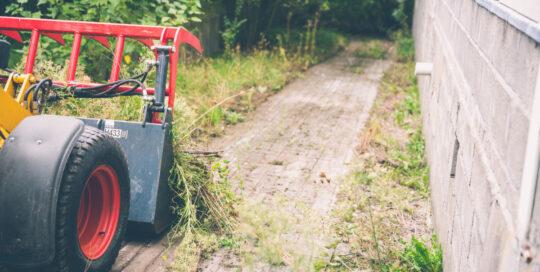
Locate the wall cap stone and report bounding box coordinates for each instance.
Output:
[476,0,540,44]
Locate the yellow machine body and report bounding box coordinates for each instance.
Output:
[0,73,34,148]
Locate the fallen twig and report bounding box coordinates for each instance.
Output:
[181,90,247,138]
[182,150,223,157]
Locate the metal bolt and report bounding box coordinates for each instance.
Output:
[36,139,42,145]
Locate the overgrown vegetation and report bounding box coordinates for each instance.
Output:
[393,31,415,62]
[399,236,443,272]
[175,46,325,139]
[354,39,390,60]
[314,36,442,271]
[268,28,349,65]
[207,197,327,270]
[165,155,238,271]
[220,0,414,47]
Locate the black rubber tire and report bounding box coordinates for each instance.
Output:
[50,126,130,272]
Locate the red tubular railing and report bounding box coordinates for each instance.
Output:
[0,16,203,109]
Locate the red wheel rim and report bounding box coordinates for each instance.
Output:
[77,165,121,260]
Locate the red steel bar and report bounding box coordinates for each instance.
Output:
[110,35,125,82]
[0,30,22,42]
[43,32,65,45]
[0,17,201,42]
[24,29,40,73]
[166,28,203,108]
[67,32,82,81]
[0,16,203,123]
[168,29,181,109]
[88,36,110,48]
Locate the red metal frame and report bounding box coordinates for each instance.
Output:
[0,16,203,111]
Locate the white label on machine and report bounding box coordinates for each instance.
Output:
[103,120,128,139]
[105,128,128,139]
[104,120,115,128]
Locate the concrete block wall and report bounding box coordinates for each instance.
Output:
[413,0,540,270]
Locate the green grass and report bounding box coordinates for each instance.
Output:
[396,236,443,272]
[174,49,295,138]
[230,198,325,270]
[268,28,349,65]
[393,31,415,62]
[315,36,439,271]
[389,55,428,195]
[355,39,389,59]
[311,29,350,61]
[166,155,237,271]
[390,130,430,195]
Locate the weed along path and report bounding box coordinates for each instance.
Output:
[199,42,391,271]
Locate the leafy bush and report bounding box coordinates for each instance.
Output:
[268,28,348,62]
[393,0,416,30]
[398,236,443,272]
[324,0,400,34]
[394,31,415,62]
[223,0,413,48]
[312,29,349,59]
[3,0,203,80]
[323,0,415,35]
[355,40,389,59]
[6,0,202,26]
[222,17,248,52]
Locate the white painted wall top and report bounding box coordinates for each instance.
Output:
[500,0,540,22]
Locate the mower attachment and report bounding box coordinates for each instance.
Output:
[0,17,203,232]
[80,115,174,234]
[0,17,204,269]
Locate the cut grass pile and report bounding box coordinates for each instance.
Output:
[314,36,442,271]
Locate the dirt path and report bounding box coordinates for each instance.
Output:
[111,41,390,271]
[200,42,391,271]
[208,43,389,211]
